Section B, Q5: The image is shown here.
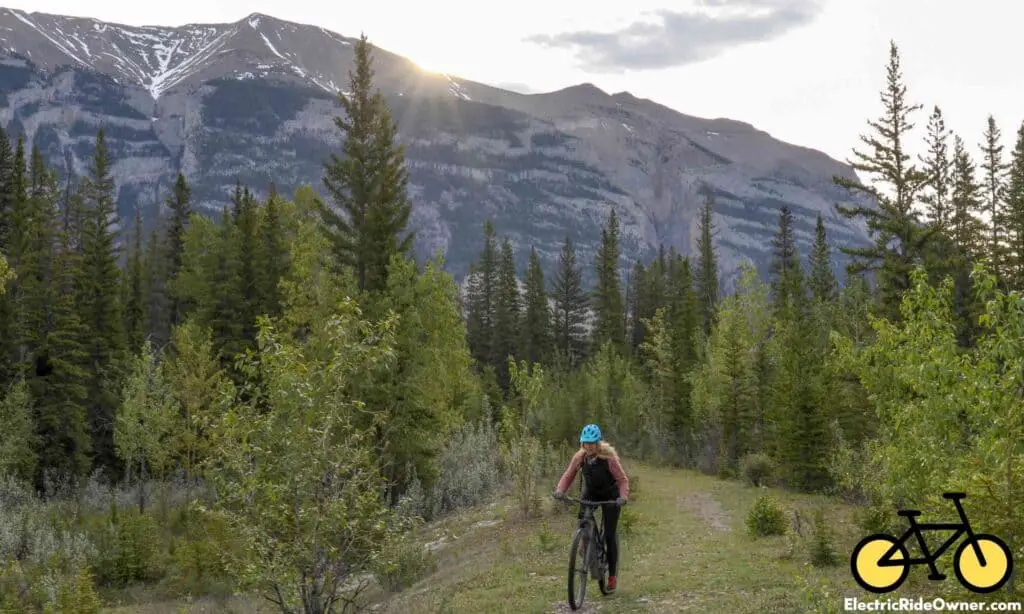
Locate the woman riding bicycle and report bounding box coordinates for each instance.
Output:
[553,423,630,593]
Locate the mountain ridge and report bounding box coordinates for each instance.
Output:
[0,6,874,290]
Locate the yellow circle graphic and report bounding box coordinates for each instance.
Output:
[853,537,906,591]
[955,536,1012,592]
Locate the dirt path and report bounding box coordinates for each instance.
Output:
[677,491,731,532]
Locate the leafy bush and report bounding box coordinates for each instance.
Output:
[0,475,101,612]
[399,416,502,522]
[746,494,787,537]
[740,453,776,487]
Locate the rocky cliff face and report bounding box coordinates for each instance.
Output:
[0,7,873,290]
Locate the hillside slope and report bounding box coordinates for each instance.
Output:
[0,7,875,289]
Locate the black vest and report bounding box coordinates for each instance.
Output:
[580,455,618,500]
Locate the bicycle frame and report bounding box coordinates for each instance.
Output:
[878,494,987,573]
[561,497,620,571]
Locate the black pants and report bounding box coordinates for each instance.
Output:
[578,500,621,576]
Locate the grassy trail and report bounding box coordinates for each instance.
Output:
[384,461,877,613]
[103,461,1012,613]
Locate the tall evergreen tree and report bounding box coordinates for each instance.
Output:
[318,34,414,294]
[124,207,146,353]
[920,105,953,230]
[78,128,127,474]
[627,261,647,355]
[980,115,1010,282]
[832,41,934,321]
[491,238,520,390]
[1005,122,1024,291]
[34,187,92,488]
[949,135,987,259]
[551,235,588,366]
[769,204,800,310]
[694,191,719,336]
[520,247,552,365]
[164,172,192,328]
[808,213,838,303]
[258,185,288,321]
[465,220,498,367]
[592,209,625,352]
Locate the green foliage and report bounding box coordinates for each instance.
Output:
[372,529,437,594]
[0,254,12,295]
[115,340,179,505]
[399,416,501,522]
[201,299,402,613]
[746,494,787,538]
[536,519,558,552]
[808,507,838,567]
[0,379,36,481]
[87,504,163,586]
[740,453,775,488]
[831,264,1024,583]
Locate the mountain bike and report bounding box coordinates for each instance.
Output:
[555,495,623,610]
[850,492,1013,594]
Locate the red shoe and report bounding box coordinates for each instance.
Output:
[607,575,617,592]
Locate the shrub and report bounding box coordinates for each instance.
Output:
[399,417,501,522]
[87,503,163,587]
[372,531,437,594]
[855,501,898,536]
[809,507,839,567]
[740,453,776,487]
[536,520,558,553]
[746,494,787,538]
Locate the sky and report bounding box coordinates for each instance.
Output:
[6,0,1024,167]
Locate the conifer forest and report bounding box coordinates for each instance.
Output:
[1,37,1023,613]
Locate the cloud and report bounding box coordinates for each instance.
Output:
[525,0,824,72]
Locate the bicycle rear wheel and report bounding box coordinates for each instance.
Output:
[568,528,590,610]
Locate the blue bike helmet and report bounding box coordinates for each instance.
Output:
[580,424,602,443]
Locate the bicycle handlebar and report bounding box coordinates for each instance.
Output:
[556,495,624,506]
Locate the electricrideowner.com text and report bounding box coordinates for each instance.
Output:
[844,597,1022,611]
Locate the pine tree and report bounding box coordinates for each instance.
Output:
[769,204,800,310]
[258,184,288,321]
[694,191,719,336]
[491,238,520,390]
[208,206,243,370]
[665,253,699,459]
[465,220,498,366]
[592,209,625,352]
[627,261,646,355]
[78,128,127,474]
[808,213,838,303]
[318,34,414,294]
[832,41,934,321]
[980,115,1010,282]
[35,183,92,487]
[520,247,552,365]
[164,172,192,327]
[1005,122,1024,291]
[124,207,146,353]
[234,185,261,351]
[920,105,953,230]
[949,135,987,260]
[551,235,588,366]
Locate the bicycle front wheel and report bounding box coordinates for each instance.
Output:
[568,528,589,610]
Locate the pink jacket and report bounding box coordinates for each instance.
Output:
[556,449,630,499]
